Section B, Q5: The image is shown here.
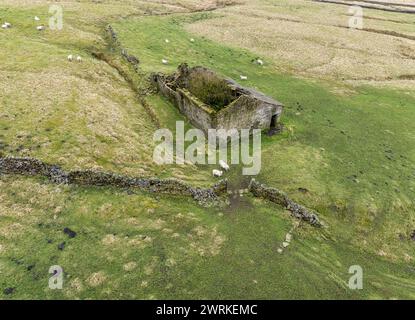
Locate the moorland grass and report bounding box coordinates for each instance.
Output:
[0,1,414,299]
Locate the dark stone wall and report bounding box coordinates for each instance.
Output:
[105,24,140,71]
[249,179,322,227]
[0,158,322,226]
[0,157,227,206]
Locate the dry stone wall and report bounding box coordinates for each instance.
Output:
[0,157,227,206]
[249,179,322,227]
[0,157,321,226]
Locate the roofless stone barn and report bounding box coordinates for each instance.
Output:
[152,64,283,133]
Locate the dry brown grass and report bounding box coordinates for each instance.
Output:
[185,0,415,90]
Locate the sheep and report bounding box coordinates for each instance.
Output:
[165,39,170,43]
[256,59,264,66]
[67,54,73,62]
[219,160,230,171]
[190,38,195,42]
[1,24,7,29]
[162,59,168,65]
[2,22,11,29]
[212,169,223,177]
[240,75,248,80]
[36,25,45,31]
[76,55,82,62]
[34,16,40,21]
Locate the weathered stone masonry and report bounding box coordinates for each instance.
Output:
[0,157,227,206]
[152,64,283,133]
[249,179,322,227]
[0,157,321,226]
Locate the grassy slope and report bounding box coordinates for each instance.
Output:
[0,1,414,299]
[112,13,415,296]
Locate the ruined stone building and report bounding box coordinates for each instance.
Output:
[152,64,283,133]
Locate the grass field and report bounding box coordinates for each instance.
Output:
[0,0,414,299]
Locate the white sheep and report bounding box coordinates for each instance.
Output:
[190,38,195,42]
[240,75,248,80]
[162,59,168,65]
[36,25,45,31]
[76,55,82,62]
[219,160,230,171]
[212,169,223,177]
[67,54,73,62]
[165,39,170,43]
[256,59,264,66]
[1,24,7,29]
[34,16,40,21]
[2,22,11,29]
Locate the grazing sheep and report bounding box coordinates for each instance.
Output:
[34,16,40,21]
[165,39,170,43]
[2,22,11,29]
[162,59,168,65]
[76,55,82,62]
[240,75,248,80]
[36,25,45,31]
[256,59,264,66]
[190,38,195,42]
[1,24,7,29]
[212,169,223,177]
[219,160,230,171]
[67,54,73,62]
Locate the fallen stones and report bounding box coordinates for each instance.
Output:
[63,227,77,238]
[57,242,66,251]
[3,287,15,295]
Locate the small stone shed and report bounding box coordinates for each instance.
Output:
[151,64,283,133]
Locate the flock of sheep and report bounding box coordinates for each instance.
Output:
[1,16,46,30]
[212,160,230,177]
[67,54,82,63]
[2,16,83,63]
